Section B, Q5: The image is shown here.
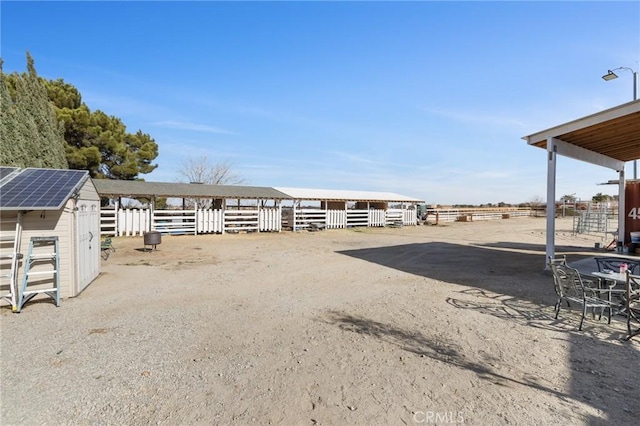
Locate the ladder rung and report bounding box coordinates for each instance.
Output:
[22,288,57,295]
[28,254,56,259]
[25,270,58,277]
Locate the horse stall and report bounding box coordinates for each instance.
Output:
[276,188,421,231]
[0,167,100,311]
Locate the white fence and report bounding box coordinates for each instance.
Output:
[113,208,151,236]
[197,209,223,234]
[424,208,532,223]
[100,208,117,236]
[285,208,416,230]
[104,207,535,236]
[101,206,418,236]
[101,208,281,236]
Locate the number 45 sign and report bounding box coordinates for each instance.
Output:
[630,207,640,220]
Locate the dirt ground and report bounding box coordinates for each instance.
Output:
[1,217,638,425]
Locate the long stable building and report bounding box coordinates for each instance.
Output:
[93,179,423,236]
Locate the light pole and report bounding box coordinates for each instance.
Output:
[602,66,638,179]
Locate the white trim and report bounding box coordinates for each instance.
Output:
[552,138,625,171]
[523,100,640,146]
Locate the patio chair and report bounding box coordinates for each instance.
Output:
[624,271,640,340]
[101,237,115,260]
[595,257,640,275]
[549,257,617,331]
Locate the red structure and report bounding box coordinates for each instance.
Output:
[625,181,640,249]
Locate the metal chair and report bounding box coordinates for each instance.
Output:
[549,257,617,331]
[595,257,640,274]
[624,271,640,340]
[101,237,115,260]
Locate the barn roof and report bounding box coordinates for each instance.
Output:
[275,187,423,203]
[0,167,90,211]
[92,179,291,200]
[91,179,422,203]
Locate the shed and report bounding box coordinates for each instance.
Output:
[0,167,101,309]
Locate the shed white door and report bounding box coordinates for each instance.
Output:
[76,201,100,294]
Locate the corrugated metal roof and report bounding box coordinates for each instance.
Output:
[275,187,423,203]
[92,179,291,199]
[91,180,422,203]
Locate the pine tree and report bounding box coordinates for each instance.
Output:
[0,59,29,166]
[0,52,68,169]
[43,77,158,179]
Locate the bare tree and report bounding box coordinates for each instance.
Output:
[528,195,544,207]
[178,155,245,185]
[177,155,246,208]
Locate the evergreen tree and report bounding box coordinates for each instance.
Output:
[2,52,157,178]
[0,59,28,166]
[0,53,68,169]
[42,77,158,179]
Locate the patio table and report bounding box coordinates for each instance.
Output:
[589,271,639,339]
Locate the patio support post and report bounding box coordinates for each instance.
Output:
[545,137,557,269]
[618,169,626,251]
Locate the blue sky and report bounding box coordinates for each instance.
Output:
[2,1,639,205]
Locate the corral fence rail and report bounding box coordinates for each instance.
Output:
[282,208,416,230]
[424,207,533,223]
[100,207,282,237]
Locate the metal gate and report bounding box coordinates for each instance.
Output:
[76,201,100,294]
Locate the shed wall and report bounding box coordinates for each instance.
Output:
[78,181,101,202]
[17,206,75,299]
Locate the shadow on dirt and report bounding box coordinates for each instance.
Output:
[335,241,640,425]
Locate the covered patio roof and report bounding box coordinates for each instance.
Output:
[523,100,640,168]
[522,99,640,267]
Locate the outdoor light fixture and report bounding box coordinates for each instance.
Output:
[602,65,638,179]
[602,66,638,100]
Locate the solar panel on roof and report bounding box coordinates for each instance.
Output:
[0,166,19,182]
[0,168,88,210]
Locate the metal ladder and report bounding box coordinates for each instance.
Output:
[17,236,60,312]
[0,216,22,311]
